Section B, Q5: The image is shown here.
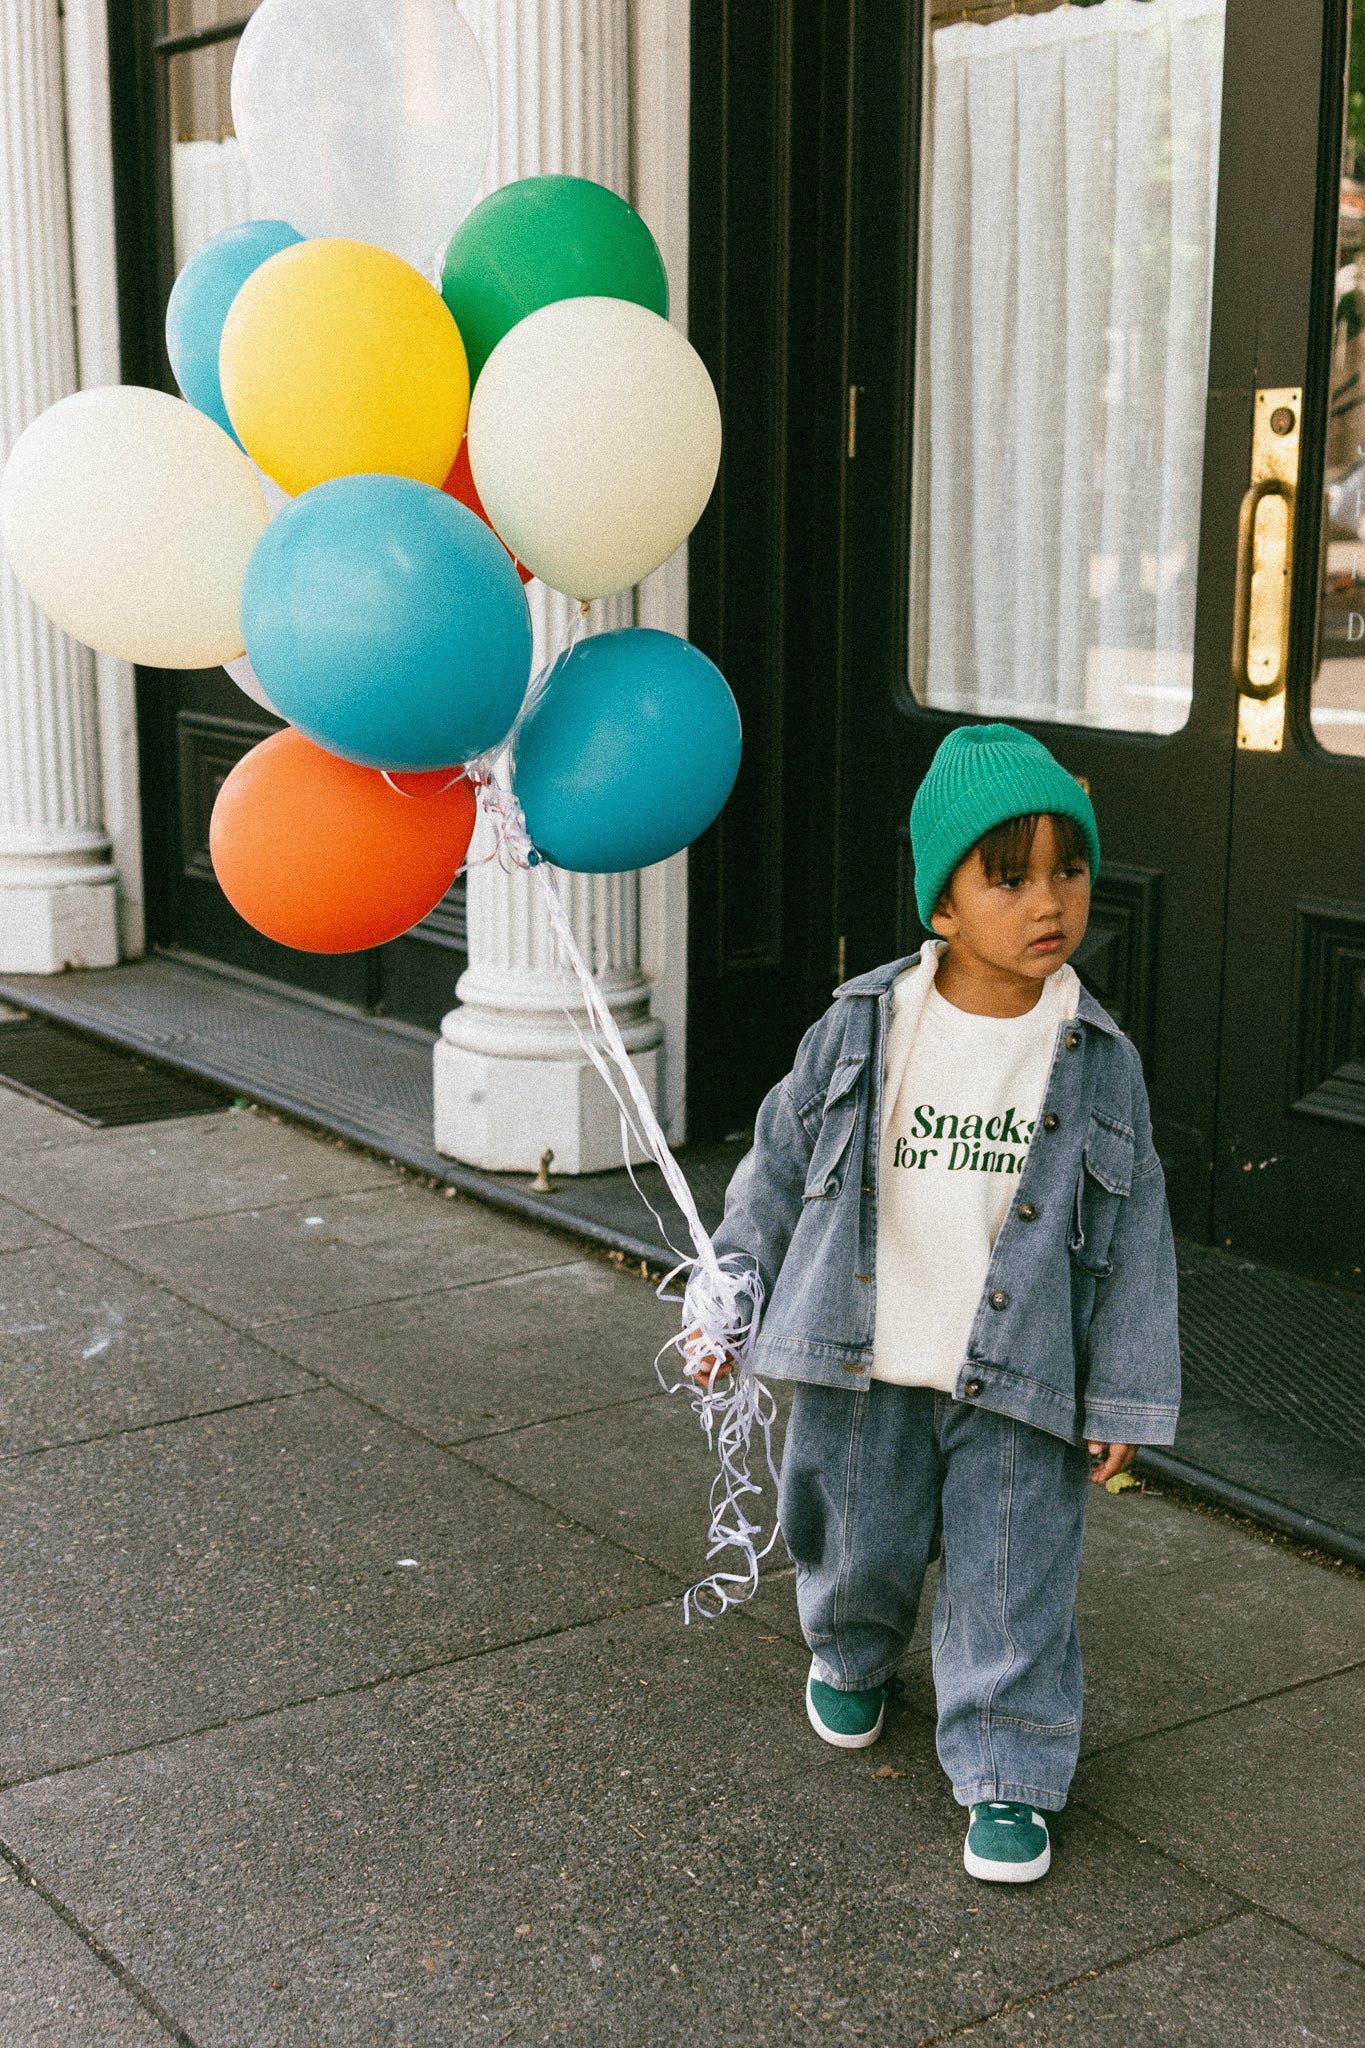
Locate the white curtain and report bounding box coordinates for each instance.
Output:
[921,0,1226,733]
[171,139,274,271]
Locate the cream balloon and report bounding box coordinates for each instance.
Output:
[467,297,722,601]
[0,387,268,667]
[231,0,492,269]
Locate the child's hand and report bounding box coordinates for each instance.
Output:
[683,1325,734,1391]
[1087,1441,1136,1485]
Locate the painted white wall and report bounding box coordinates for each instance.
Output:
[631,0,692,1142]
[62,0,146,959]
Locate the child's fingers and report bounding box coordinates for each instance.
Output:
[1088,1441,1136,1484]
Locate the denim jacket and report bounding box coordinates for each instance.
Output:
[710,951,1181,1448]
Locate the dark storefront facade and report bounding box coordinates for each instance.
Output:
[686,0,1365,1540]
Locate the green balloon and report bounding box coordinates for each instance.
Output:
[441,174,669,385]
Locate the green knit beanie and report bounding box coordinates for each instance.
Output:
[910,723,1100,928]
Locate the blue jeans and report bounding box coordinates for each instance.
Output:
[778,1380,1091,1812]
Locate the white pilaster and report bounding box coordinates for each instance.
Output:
[434,0,664,1174]
[632,0,691,1143]
[0,0,119,972]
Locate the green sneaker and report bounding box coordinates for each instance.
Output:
[964,1801,1052,1883]
[805,1665,887,1749]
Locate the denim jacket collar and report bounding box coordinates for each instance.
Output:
[833,947,1126,1041]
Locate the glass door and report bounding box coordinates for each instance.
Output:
[830,0,1365,1287]
[108,0,468,1028]
[1211,0,1365,1288]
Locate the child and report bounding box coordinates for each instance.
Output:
[687,722,1179,1883]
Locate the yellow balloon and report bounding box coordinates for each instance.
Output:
[219,238,469,495]
[0,387,267,668]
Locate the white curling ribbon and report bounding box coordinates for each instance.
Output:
[463,661,777,1620]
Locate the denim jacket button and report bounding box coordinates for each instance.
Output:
[1065,1030,1081,1051]
[1018,1201,1038,1221]
[1042,1112,1060,1131]
[989,1289,1010,1311]
[964,1378,984,1399]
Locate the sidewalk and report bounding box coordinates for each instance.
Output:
[0,1081,1362,2046]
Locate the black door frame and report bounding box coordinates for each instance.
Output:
[688,0,1365,1290]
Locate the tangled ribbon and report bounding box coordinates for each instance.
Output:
[461,636,779,1621]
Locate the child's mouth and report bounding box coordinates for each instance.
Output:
[1030,933,1064,952]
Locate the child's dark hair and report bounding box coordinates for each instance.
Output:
[938,812,1090,909]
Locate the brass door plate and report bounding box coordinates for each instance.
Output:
[1238,387,1302,751]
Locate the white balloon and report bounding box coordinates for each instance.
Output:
[223,653,281,717]
[1,387,267,668]
[232,0,493,269]
[468,298,722,601]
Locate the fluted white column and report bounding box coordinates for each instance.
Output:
[0,0,119,972]
[434,0,663,1173]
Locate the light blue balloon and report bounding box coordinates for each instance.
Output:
[165,220,303,444]
[242,476,533,771]
[512,628,742,872]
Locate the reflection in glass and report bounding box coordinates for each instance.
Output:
[165,2,266,271]
[909,0,1225,735]
[1314,0,1365,757]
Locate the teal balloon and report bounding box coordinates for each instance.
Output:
[512,628,741,872]
[165,220,303,444]
[441,174,669,385]
[241,475,533,770]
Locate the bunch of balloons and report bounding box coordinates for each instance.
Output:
[0,0,740,956]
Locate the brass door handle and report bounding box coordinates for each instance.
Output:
[1231,475,1294,699]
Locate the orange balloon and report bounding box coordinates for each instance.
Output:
[210,728,476,953]
[442,436,534,584]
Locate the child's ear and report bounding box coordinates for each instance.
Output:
[929,894,956,939]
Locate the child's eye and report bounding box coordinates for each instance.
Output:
[1058,864,1086,880]
[998,874,1026,890]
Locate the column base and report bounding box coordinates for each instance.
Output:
[0,875,119,974]
[433,1036,661,1175]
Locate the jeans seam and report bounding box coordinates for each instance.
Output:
[830,1389,868,1690]
[979,1416,1020,1788]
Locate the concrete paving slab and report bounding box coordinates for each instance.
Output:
[1074,1486,1365,1752]
[108,1185,583,1331]
[0,1605,1234,2048]
[0,1198,57,1254]
[0,1869,165,2043]
[0,1106,395,1240]
[0,1238,316,1458]
[462,1380,785,1585]
[270,1257,684,1444]
[957,1910,1363,2046]
[0,1389,666,1784]
[0,1083,88,1156]
[726,1486,1365,1766]
[1074,1664,1365,1959]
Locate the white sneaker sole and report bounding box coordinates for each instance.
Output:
[963,1836,1052,1884]
[805,1671,885,1749]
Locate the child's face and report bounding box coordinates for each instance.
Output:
[930,815,1091,985]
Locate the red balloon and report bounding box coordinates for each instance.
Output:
[442,436,534,583]
[210,728,477,953]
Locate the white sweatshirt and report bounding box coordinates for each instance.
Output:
[872,942,1081,1391]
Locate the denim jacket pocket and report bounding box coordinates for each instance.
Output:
[801,1058,865,1200]
[1068,1112,1134,1278]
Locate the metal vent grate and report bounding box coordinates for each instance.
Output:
[0,1016,229,1126]
[1176,1240,1365,1452]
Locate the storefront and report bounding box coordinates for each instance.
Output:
[1,2,1362,1543]
[689,0,1365,1300]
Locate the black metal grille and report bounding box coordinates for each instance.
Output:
[1177,1240,1365,1451]
[0,1016,228,1127]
